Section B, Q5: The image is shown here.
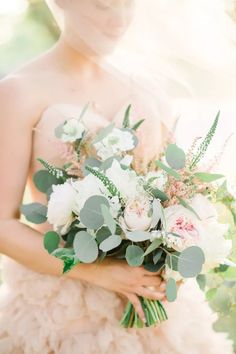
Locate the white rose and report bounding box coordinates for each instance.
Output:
[72,174,106,213]
[123,197,152,231]
[47,181,77,232]
[106,159,139,199]
[61,118,86,143]
[95,128,135,160]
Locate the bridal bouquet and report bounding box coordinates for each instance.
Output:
[21,105,235,329]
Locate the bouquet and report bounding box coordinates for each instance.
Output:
[21,105,236,329]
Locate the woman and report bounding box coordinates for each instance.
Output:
[0,1,234,353]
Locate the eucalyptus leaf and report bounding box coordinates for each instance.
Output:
[54,122,64,139]
[99,235,122,252]
[79,195,109,229]
[166,252,180,271]
[126,245,144,267]
[73,231,99,263]
[156,160,181,180]
[132,119,145,131]
[196,274,206,291]
[166,278,177,302]
[92,122,115,144]
[33,170,61,194]
[166,144,186,170]
[178,246,205,278]
[150,199,162,228]
[101,204,116,234]
[194,172,224,183]
[20,203,47,224]
[96,227,112,244]
[44,231,60,254]
[122,104,131,128]
[143,238,162,257]
[126,231,151,242]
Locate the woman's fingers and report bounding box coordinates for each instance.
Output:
[142,275,162,288]
[136,286,165,301]
[125,292,146,323]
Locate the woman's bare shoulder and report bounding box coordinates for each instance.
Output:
[0,49,61,126]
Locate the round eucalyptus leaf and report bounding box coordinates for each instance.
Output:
[166,278,177,302]
[20,203,47,224]
[166,144,186,170]
[125,245,144,267]
[99,235,122,252]
[79,195,109,230]
[96,227,112,244]
[178,246,205,278]
[73,231,99,263]
[44,231,60,254]
[126,231,151,242]
[101,204,116,234]
[33,170,61,193]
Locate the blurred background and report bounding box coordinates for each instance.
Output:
[0,0,236,350]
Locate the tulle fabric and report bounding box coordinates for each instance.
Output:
[0,255,234,354]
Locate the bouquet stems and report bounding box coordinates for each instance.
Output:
[120,297,168,329]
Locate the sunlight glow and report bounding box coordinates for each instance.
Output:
[0,0,28,16]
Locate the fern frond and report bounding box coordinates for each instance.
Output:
[85,165,121,198]
[189,111,220,170]
[37,158,68,180]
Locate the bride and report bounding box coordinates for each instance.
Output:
[0,1,235,353]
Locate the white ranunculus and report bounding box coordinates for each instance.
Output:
[94,128,135,160]
[47,181,77,231]
[61,118,86,143]
[72,174,107,213]
[106,159,140,199]
[123,197,153,231]
[145,171,168,191]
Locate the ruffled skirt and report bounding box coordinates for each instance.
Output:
[0,255,234,354]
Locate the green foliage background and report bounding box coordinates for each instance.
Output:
[0,0,235,350]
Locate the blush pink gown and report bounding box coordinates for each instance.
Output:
[0,102,234,354]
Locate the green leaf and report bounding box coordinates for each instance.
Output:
[178,246,205,278]
[63,257,80,274]
[44,231,60,254]
[156,160,181,180]
[150,199,162,229]
[143,238,162,257]
[33,170,61,194]
[73,231,99,263]
[194,172,224,183]
[96,227,112,244]
[153,249,163,264]
[166,252,180,271]
[80,195,109,230]
[101,204,116,234]
[20,203,47,224]
[190,111,220,170]
[82,158,101,176]
[196,274,206,291]
[126,231,151,242]
[166,144,186,170]
[126,245,144,267]
[37,158,68,180]
[55,122,64,139]
[132,119,145,131]
[92,122,115,144]
[123,104,132,128]
[206,288,217,301]
[166,278,177,302]
[85,166,121,197]
[177,197,201,220]
[99,235,122,252]
[51,247,74,259]
[144,184,169,202]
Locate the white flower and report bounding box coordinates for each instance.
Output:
[47,181,77,232]
[150,230,164,242]
[122,197,152,231]
[120,154,133,167]
[109,196,121,218]
[164,194,232,273]
[61,118,86,143]
[106,159,139,199]
[94,128,135,160]
[72,174,106,213]
[145,171,168,191]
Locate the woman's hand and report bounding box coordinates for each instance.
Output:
[78,258,166,323]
